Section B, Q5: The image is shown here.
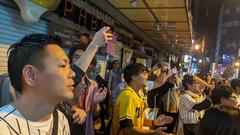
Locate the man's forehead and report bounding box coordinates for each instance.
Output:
[45,44,69,63]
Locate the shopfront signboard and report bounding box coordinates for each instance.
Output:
[49,22,81,48]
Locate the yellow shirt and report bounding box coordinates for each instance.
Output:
[110,86,145,135]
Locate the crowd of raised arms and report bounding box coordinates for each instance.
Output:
[0,27,240,135]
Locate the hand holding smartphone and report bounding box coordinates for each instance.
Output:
[106,29,117,56]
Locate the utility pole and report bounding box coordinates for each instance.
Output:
[214,2,224,77]
[201,35,206,71]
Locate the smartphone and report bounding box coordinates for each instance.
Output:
[106,30,116,56]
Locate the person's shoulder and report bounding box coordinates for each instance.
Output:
[119,82,127,88]
[180,92,192,100]
[0,121,10,135]
[0,104,16,117]
[56,110,70,134]
[56,109,69,125]
[0,104,25,134]
[117,87,135,101]
[120,87,133,95]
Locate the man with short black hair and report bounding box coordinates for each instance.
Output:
[0,27,111,135]
[0,34,74,135]
[110,63,173,135]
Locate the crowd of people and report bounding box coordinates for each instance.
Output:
[0,27,240,135]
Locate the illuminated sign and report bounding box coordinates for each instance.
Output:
[55,0,113,31]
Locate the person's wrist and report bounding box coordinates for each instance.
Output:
[89,41,99,49]
[151,120,156,127]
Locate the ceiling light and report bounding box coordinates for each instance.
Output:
[130,0,137,7]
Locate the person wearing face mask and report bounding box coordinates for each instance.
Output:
[58,27,112,135]
[67,48,107,135]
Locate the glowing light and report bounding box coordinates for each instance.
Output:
[235,62,240,67]
[195,45,200,50]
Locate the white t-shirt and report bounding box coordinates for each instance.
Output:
[0,104,70,135]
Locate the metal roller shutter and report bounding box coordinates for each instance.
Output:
[0,4,49,75]
[0,4,49,45]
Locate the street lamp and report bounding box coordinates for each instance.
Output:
[195,44,200,50]
[235,61,240,67]
[234,61,240,78]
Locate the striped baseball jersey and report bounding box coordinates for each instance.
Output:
[179,90,206,124]
[0,103,70,135]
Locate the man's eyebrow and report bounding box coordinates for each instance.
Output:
[63,58,70,64]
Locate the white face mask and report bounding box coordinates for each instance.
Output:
[14,0,48,23]
[146,81,154,91]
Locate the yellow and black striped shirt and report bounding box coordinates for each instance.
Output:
[110,86,144,135]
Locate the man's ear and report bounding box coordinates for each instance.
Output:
[131,75,138,82]
[22,65,38,86]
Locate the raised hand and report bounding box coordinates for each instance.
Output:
[90,26,113,48]
[154,114,173,127]
[93,87,107,104]
[72,105,87,125]
[152,127,168,135]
